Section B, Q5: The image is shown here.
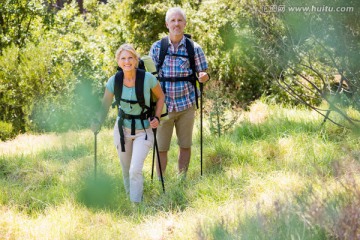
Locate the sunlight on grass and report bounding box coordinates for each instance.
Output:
[0,130,94,156]
[0,202,135,239]
[246,100,321,126]
[245,172,307,207]
[346,106,360,120]
[277,136,302,163]
[0,133,61,156]
[1,101,360,239]
[247,100,269,124]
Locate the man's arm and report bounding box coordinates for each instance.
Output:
[193,43,209,83]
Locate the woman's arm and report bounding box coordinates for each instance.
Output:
[149,82,165,129]
[91,89,114,133]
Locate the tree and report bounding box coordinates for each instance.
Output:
[245,0,360,128]
[0,0,117,134]
[0,0,54,54]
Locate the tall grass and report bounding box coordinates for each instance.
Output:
[1,101,360,239]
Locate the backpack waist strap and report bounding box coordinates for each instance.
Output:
[158,76,196,83]
[117,109,149,152]
[119,112,148,120]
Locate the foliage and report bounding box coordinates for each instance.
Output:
[0,0,54,53]
[0,0,126,133]
[1,0,360,136]
[0,42,74,133]
[245,0,360,128]
[0,121,14,141]
[206,85,240,137]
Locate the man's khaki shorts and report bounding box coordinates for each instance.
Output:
[156,106,196,151]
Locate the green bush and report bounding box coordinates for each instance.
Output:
[30,82,102,133]
[0,121,14,141]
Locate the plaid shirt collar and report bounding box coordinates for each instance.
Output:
[168,35,187,48]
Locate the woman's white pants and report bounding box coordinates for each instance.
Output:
[114,122,154,202]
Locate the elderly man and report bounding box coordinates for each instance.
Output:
[149,7,209,178]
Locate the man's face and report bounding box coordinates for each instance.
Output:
[166,12,186,37]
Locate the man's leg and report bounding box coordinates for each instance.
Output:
[156,113,175,178]
[178,147,191,174]
[157,151,168,178]
[176,106,195,175]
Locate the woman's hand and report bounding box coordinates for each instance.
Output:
[149,116,160,129]
[91,118,101,134]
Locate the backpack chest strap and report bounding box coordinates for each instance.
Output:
[120,98,138,105]
[158,75,199,108]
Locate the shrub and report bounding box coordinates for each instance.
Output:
[0,121,14,141]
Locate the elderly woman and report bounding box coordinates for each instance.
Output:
[92,43,165,203]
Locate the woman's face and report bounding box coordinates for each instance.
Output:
[117,50,137,72]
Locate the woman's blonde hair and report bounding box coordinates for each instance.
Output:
[115,43,140,68]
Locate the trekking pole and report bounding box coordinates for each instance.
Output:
[151,140,155,180]
[94,131,98,179]
[152,127,165,193]
[200,82,203,176]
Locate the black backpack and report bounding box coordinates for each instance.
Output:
[157,35,200,108]
[113,68,167,152]
[157,34,196,75]
[113,69,149,116]
[113,69,149,152]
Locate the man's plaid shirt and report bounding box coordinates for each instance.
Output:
[149,36,208,112]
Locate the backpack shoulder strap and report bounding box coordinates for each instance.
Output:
[158,36,169,72]
[185,37,196,76]
[185,37,200,109]
[114,71,124,105]
[135,69,146,109]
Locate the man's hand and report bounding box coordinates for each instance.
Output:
[198,72,210,83]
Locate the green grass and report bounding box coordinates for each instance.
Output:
[1,101,360,239]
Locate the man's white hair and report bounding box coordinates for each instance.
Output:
[165,7,186,22]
